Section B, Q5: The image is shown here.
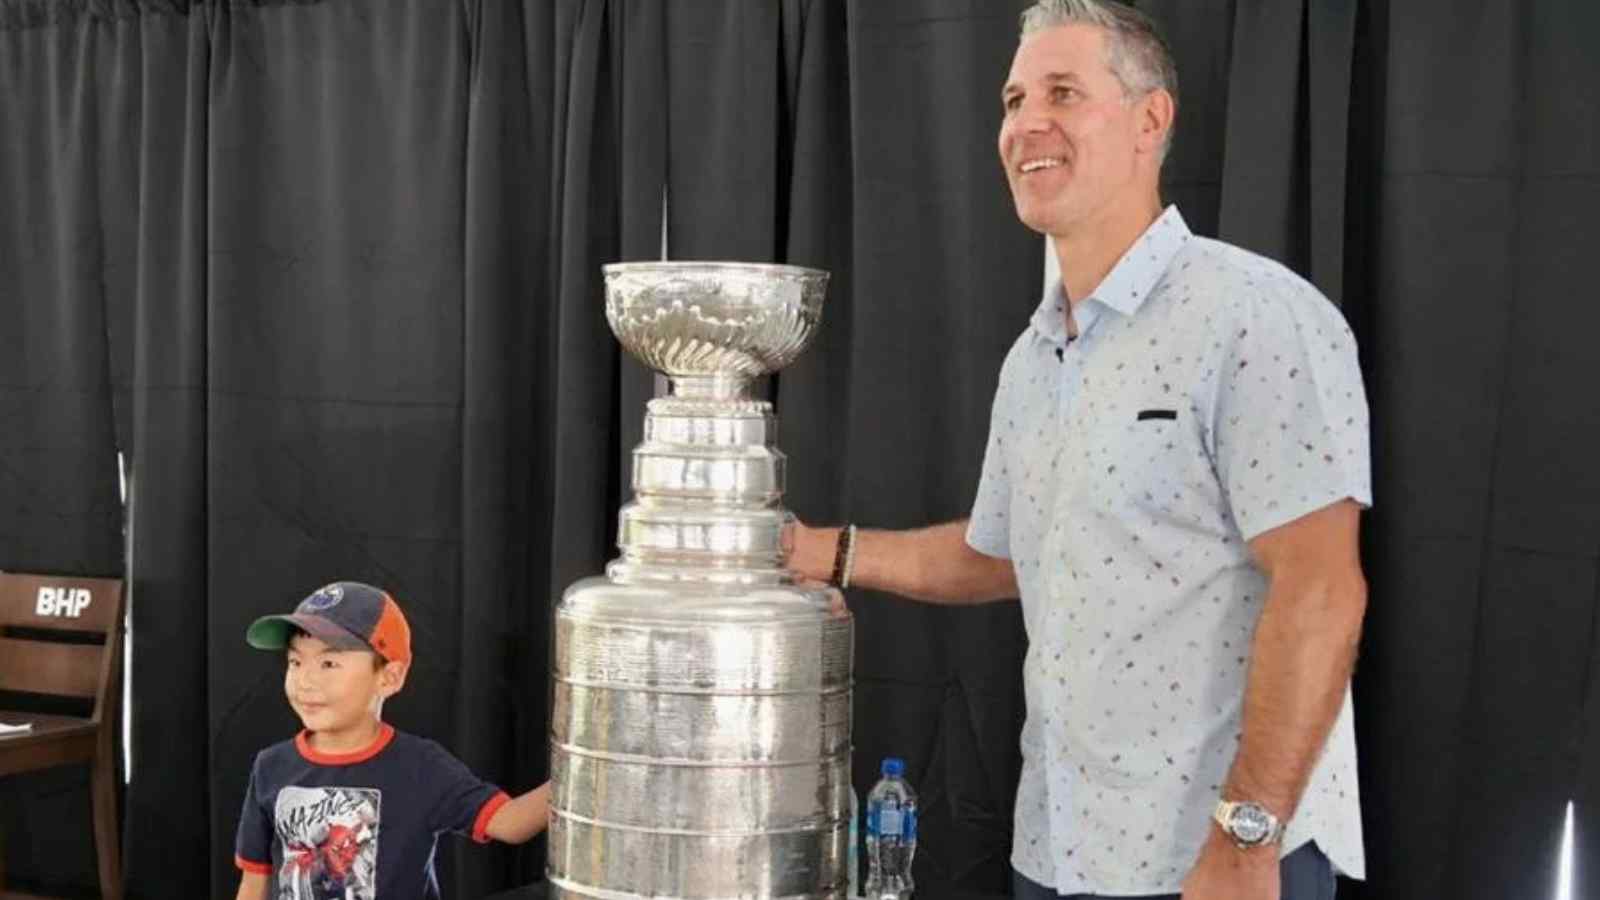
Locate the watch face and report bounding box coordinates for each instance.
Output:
[1229,804,1273,844]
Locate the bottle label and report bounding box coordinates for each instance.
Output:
[879,807,902,837]
[904,807,917,841]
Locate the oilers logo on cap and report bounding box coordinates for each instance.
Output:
[304,584,345,611]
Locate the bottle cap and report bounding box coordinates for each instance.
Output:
[882,757,905,777]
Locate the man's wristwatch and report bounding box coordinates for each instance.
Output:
[1212,800,1285,850]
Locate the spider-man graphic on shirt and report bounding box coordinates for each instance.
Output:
[274,786,380,900]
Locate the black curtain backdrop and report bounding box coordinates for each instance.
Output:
[0,1,131,889]
[2,2,1598,899]
[1343,2,1600,899]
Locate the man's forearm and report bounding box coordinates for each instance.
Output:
[788,519,1017,604]
[850,520,1018,604]
[1223,564,1366,820]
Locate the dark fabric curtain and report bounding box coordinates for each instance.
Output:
[0,1,135,890]
[3,0,632,895]
[1341,1,1600,898]
[5,0,1600,898]
[119,3,212,893]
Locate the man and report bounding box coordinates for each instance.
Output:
[790,2,1369,899]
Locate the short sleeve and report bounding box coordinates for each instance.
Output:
[966,358,1015,558]
[1210,279,1372,541]
[234,754,274,874]
[424,741,510,844]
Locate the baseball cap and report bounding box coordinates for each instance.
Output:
[246,581,412,665]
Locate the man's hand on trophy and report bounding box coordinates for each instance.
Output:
[785,520,841,584]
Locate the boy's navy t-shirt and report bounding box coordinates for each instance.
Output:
[235,724,509,900]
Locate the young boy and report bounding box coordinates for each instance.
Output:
[234,581,550,900]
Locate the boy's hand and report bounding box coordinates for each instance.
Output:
[486,781,553,844]
[236,872,268,900]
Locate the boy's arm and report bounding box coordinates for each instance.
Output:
[485,781,552,844]
[236,872,268,900]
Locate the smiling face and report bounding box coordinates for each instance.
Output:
[998,23,1168,239]
[285,633,405,747]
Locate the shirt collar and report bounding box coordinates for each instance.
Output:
[1029,205,1192,342]
[296,723,395,766]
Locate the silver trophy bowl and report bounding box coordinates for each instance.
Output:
[603,261,828,388]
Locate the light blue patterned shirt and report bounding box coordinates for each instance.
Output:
[967,206,1370,894]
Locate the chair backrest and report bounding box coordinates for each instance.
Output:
[0,572,125,715]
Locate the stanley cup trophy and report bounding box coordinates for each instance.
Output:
[548,262,854,900]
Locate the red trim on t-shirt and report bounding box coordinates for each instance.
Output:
[295,723,396,765]
[472,791,513,843]
[235,854,272,875]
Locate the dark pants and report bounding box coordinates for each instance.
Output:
[1011,841,1335,900]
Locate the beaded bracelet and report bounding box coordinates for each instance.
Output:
[829,524,858,588]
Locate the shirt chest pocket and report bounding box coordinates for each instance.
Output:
[1076,404,1215,517]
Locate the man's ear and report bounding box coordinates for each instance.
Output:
[378,659,410,698]
[1137,88,1176,156]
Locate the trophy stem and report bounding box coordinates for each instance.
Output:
[669,373,753,401]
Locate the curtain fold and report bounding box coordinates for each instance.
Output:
[120,4,211,893]
[1212,0,1357,303]
[1140,0,1233,237]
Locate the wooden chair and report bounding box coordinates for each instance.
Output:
[0,572,124,900]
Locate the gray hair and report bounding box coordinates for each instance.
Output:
[1019,0,1179,159]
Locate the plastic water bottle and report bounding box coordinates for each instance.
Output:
[848,783,861,898]
[864,757,917,900]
